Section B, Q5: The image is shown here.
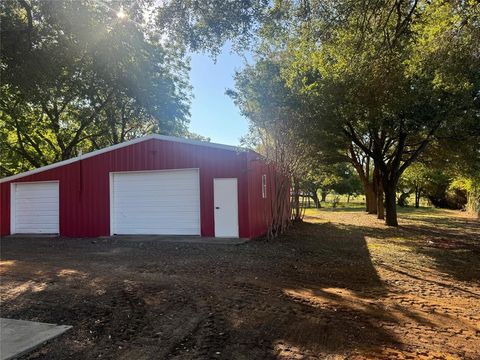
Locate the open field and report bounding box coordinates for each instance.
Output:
[1,208,479,359]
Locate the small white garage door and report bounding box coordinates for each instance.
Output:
[11,182,59,234]
[111,169,201,235]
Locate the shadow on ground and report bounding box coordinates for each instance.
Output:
[0,221,401,359]
[329,215,480,283]
[1,211,478,359]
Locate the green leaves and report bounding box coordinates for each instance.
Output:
[155,0,270,56]
[1,0,191,176]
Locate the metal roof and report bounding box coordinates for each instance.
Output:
[0,134,245,184]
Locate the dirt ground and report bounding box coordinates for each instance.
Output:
[1,208,479,359]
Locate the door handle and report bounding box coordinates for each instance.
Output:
[215,206,220,209]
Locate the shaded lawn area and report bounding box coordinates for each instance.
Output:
[307,207,480,282]
[1,208,479,359]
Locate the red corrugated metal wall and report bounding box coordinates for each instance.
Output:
[246,152,278,238]
[1,138,260,238]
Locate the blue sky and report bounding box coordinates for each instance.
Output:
[188,46,250,146]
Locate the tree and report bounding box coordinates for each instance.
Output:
[280,0,480,226]
[155,0,269,56]
[418,135,480,212]
[300,164,324,208]
[399,163,430,208]
[229,59,314,236]
[330,165,363,203]
[450,177,480,217]
[303,163,362,205]
[1,0,191,176]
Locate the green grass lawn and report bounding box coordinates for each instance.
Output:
[303,193,432,210]
[303,206,480,283]
[303,201,434,213]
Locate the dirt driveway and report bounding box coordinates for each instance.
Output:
[1,208,479,359]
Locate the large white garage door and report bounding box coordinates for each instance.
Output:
[111,169,201,235]
[11,182,59,234]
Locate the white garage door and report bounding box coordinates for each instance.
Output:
[111,169,201,235]
[11,182,59,234]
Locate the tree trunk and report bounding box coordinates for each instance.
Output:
[398,192,409,207]
[377,188,384,219]
[321,190,328,202]
[365,182,377,214]
[312,192,321,208]
[375,168,384,220]
[267,173,292,239]
[466,186,480,217]
[384,184,398,226]
[347,194,350,203]
[292,177,301,221]
[415,186,420,208]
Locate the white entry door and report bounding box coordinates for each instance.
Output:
[111,169,200,235]
[213,178,239,238]
[11,182,60,234]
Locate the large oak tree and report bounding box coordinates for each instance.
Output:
[1,0,191,176]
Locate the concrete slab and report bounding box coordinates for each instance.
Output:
[5,234,59,238]
[4,235,249,245]
[0,318,71,360]
[107,235,248,245]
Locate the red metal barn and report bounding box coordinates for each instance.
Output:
[0,135,281,238]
